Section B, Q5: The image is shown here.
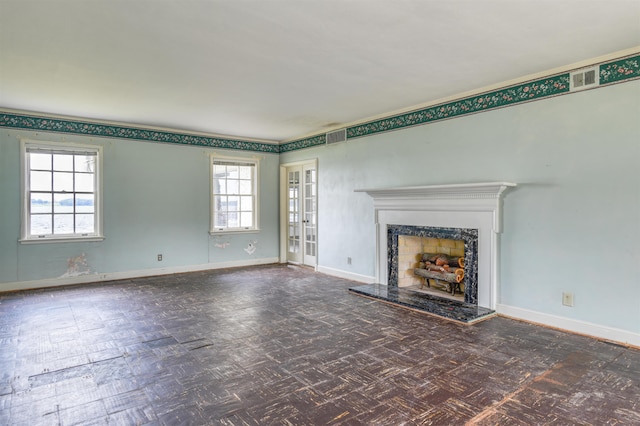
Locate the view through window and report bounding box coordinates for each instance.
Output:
[212,158,257,232]
[23,142,101,240]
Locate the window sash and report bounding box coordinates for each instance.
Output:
[22,141,102,241]
[212,158,258,232]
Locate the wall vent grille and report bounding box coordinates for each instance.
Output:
[326,129,347,144]
[570,67,599,92]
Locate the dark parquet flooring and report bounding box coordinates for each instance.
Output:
[1,264,639,425]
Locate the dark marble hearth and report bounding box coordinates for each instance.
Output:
[349,283,495,323]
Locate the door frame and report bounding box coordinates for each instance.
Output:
[279,158,318,267]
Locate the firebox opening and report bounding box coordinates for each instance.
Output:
[387,224,478,305]
[398,235,465,302]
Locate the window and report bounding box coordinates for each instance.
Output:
[211,156,259,233]
[21,140,103,242]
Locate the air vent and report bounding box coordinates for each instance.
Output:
[570,66,599,92]
[326,129,347,144]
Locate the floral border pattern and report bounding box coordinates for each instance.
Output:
[347,75,570,139]
[0,113,281,154]
[279,134,326,153]
[1,55,638,153]
[600,55,640,85]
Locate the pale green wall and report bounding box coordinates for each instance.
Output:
[280,80,640,334]
[0,79,638,336]
[0,131,280,284]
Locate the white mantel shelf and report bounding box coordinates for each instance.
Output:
[355,182,517,234]
[354,182,517,200]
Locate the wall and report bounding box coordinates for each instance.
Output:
[280,80,640,341]
[0,130,280,289]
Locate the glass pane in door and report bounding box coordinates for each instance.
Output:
[304,169,317,257]
[288,170,300,254]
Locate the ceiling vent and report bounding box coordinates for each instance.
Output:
[570,66,599,92]
[326,129,347,144]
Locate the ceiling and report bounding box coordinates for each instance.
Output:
[1,1,639,143]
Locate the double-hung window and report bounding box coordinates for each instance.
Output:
[211,156,259,233]
[21,140,103,242]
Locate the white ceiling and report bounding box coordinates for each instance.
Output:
[1,0,639,142]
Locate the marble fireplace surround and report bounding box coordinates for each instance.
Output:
[356,182,516,310]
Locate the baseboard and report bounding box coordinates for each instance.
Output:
[0,257,280,293]
[316,265,376,284]
[497,303,640,348]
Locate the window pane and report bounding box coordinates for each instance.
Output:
[53,154,74,171]
[30,153,51,170]
[227,179,239,194]
[213,165,226,175]
[53,172,73,192]
[214,212,227,228]
[227,196,239,212]
[54,214,74,234]
[239,166,252,179]
[74,155,95,173]
[240,196,253,211]
[227,212,239,228]
[226,165,239,177]
[214,195,225,212]
[54,193,74,213]
[240,212,253,227]
[30,171,51,191]
[213,179,226,195]
[76,194,94,213]
[239,180,252,195]
[31,193,52,213]
[31,214,52,235]
[75,173,94,192]
[76,214,95,233]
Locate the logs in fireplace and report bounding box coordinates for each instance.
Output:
[414,253,465,295]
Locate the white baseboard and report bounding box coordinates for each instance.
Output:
[0,257,280,293]
[497,303,640,348]
[316,265,376,284]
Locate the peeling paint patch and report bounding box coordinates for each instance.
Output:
[244,241,257,255]
[213,236,230,249]
[60,252,91,278]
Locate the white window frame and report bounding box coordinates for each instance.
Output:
[20,139,104,243]
[210,154,260,234]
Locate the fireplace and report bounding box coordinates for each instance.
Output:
[389,225,478,304]
[355,182,516,310]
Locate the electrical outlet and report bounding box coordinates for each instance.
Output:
[157,254,163,261]
[347,257,352,265]
[562,292,574,307]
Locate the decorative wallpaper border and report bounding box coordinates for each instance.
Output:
[347,74,570,139]
[599,55,640,85]
[279,134,326,153]
[1,54,638,153]
[280,53,640,151]
[0,113,281,154]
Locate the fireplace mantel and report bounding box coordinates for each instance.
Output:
[356,182,516,309]
[355,181,516,199]
[355,182,516,233]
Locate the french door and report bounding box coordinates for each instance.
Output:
[281,161,317,266]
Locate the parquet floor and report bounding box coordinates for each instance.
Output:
[1,264,638,425]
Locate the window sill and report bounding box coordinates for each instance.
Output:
[209,228,261,236]
[19,236,105,244]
